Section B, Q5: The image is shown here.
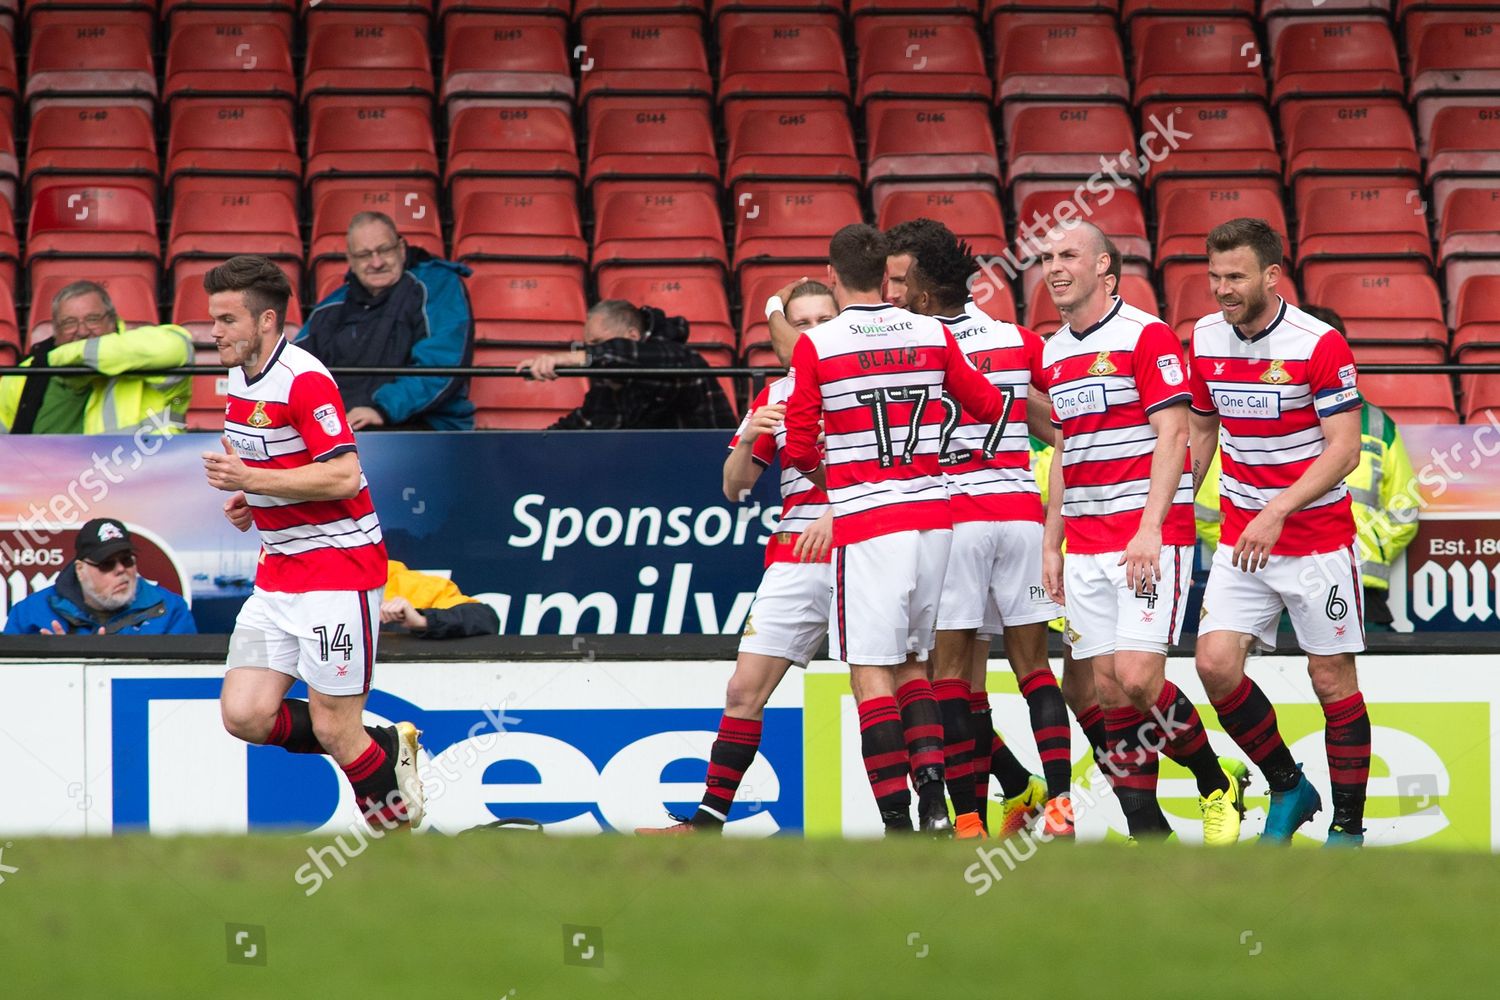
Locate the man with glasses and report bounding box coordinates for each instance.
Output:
[0,281,193,434]
[3,518,196,635]
[297,211,476,431]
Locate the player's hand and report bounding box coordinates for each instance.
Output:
[346,406,385,430]
[203,436,256,492]
[743,402,786,442]
[1232,508,1285,573]
[1043,546,1065,606]
[380,597,428,630]
[1120,527,1162,592]
[223,491,254,532]
[774,276,811,304]
[793,510,834,563]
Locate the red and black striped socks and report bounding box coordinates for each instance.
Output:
[896,678,946,792]
[933,678,978,815]
[1103,706,1171,837]
[1323,692,1371,832]
[1076,702,1109,766]
[1152,681,1230,798]
[859,696,913,829]
[340,735,406,828]
[1211,676,1301,793]
[694,714,762,826]
[1019,669,1072,799]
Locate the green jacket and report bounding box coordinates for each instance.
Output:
[1194,403,1419,590]
[0,320,193,434]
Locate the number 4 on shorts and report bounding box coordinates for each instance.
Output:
[314,623,355,661]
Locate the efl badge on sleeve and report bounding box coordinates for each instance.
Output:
[313,404,342,436]
[1157,354,1185,386]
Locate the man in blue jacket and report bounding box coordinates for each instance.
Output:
[298,211,476,430]
[3,518,197,635]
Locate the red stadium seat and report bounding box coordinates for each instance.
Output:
[1121,0,1253,21]
[1464,374,1500,425]
[1409,20,1500,107]
[856,21,991,104]
[441,14,574,117]
[166,100,301,203]
[968,266,1018,324]
[25,11,156,113]
[724,105,859,193]
[0,24,17,124]
[446,105,579,198]
[986,0,1118,14]
[162,0,299,24]
[993,18,1128,105]
[717,17,849,104]
[307,185,443,295]
[865,100,1000,210]
[1426,105,1500,219]
[877,188,1009,259]
[27,268,159,345]
[1297,182,1433,264]
[1308,272,1448,359]
[1016,186,1149,263]
[163,17,296,108]
[1453,274,1500,364]
[0,282,20,366]
[1005,103,1138,204]
[585,103,719,189]
[186,345,231,432]
[593,182,728,275]
[576,20,712,107]
[304,99,440,202]
[596,268,736,358]
[1270,19,1402,105]
[1138,100,1280,187]
[1362,372,1458,425]
[449,181,584,269]
[0,210,17,301]
[1280,98,1421,193]
[850,0,980,15]
[24,104,156,200]
[1154,184,1289,266]
[1436,186,1500,323]
[467,261,587,347]
[26,183,157,263]
[167,189,301,271]
[732,182,862,273]
[578,0,706,21]
[1132,18,1265,104]
[470,346,587,430]
[302,13,433,109]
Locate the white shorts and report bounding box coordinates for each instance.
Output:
[1199,543,1366,655]
[227,587,382,696]
[939,519,1061,633]
[1063,545,1193,660]
[831,528,952,666]
[738,561,834,666]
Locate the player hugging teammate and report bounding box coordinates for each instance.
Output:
[650,214,1369,847]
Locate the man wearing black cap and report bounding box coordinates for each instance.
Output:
[2,518,197,635]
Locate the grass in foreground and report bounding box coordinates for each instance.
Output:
[2,832,1496,999]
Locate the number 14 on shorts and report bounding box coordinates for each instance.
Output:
[314,623,354,661]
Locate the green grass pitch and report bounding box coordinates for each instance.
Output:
[3,833,1497,999]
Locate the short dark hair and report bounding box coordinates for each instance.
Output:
[588,299,641,336]
[828,223,889,294]
[787,279,835,304]
[1102,232,1122,288]
[203,255,294,331]
[1300,304,1345,333]
[1206,217,1283,270]
[906,222,978,314]
[884,217,947,257]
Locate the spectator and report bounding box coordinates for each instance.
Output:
[0,281,193,434]
[1193,305,1418,631]
[297,211,476,430]
[380,559,500,639]
[3,518,196,635]
[516,299,736,430]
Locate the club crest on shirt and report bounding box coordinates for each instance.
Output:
[1087,351,1117,376]
[742,614,756,637]
[313,403,342,436]
[1259,359,1291,385]
[247,400,272,428]
[1157,354,1184,386]
[1065,623,1082,644]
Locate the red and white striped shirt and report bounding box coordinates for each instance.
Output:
[1042,297,1196,554]
[729,375,831,566]
[1189,297,1361,555]
[784,303,1009,546]
[938,302,1047,524]
[224,338,387,592]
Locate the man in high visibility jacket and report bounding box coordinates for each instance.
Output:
[1194,305,1419,630]
[0,281,193,434]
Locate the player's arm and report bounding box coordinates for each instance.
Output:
[783,336,826,490]
[1121,401,1189,589]
[204,437,363,500]
[1026,393,1057,444]
[766,277,810,364]
[723,402,782,502]
[1189,410,1220,496]
[1042,431,1066,606]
